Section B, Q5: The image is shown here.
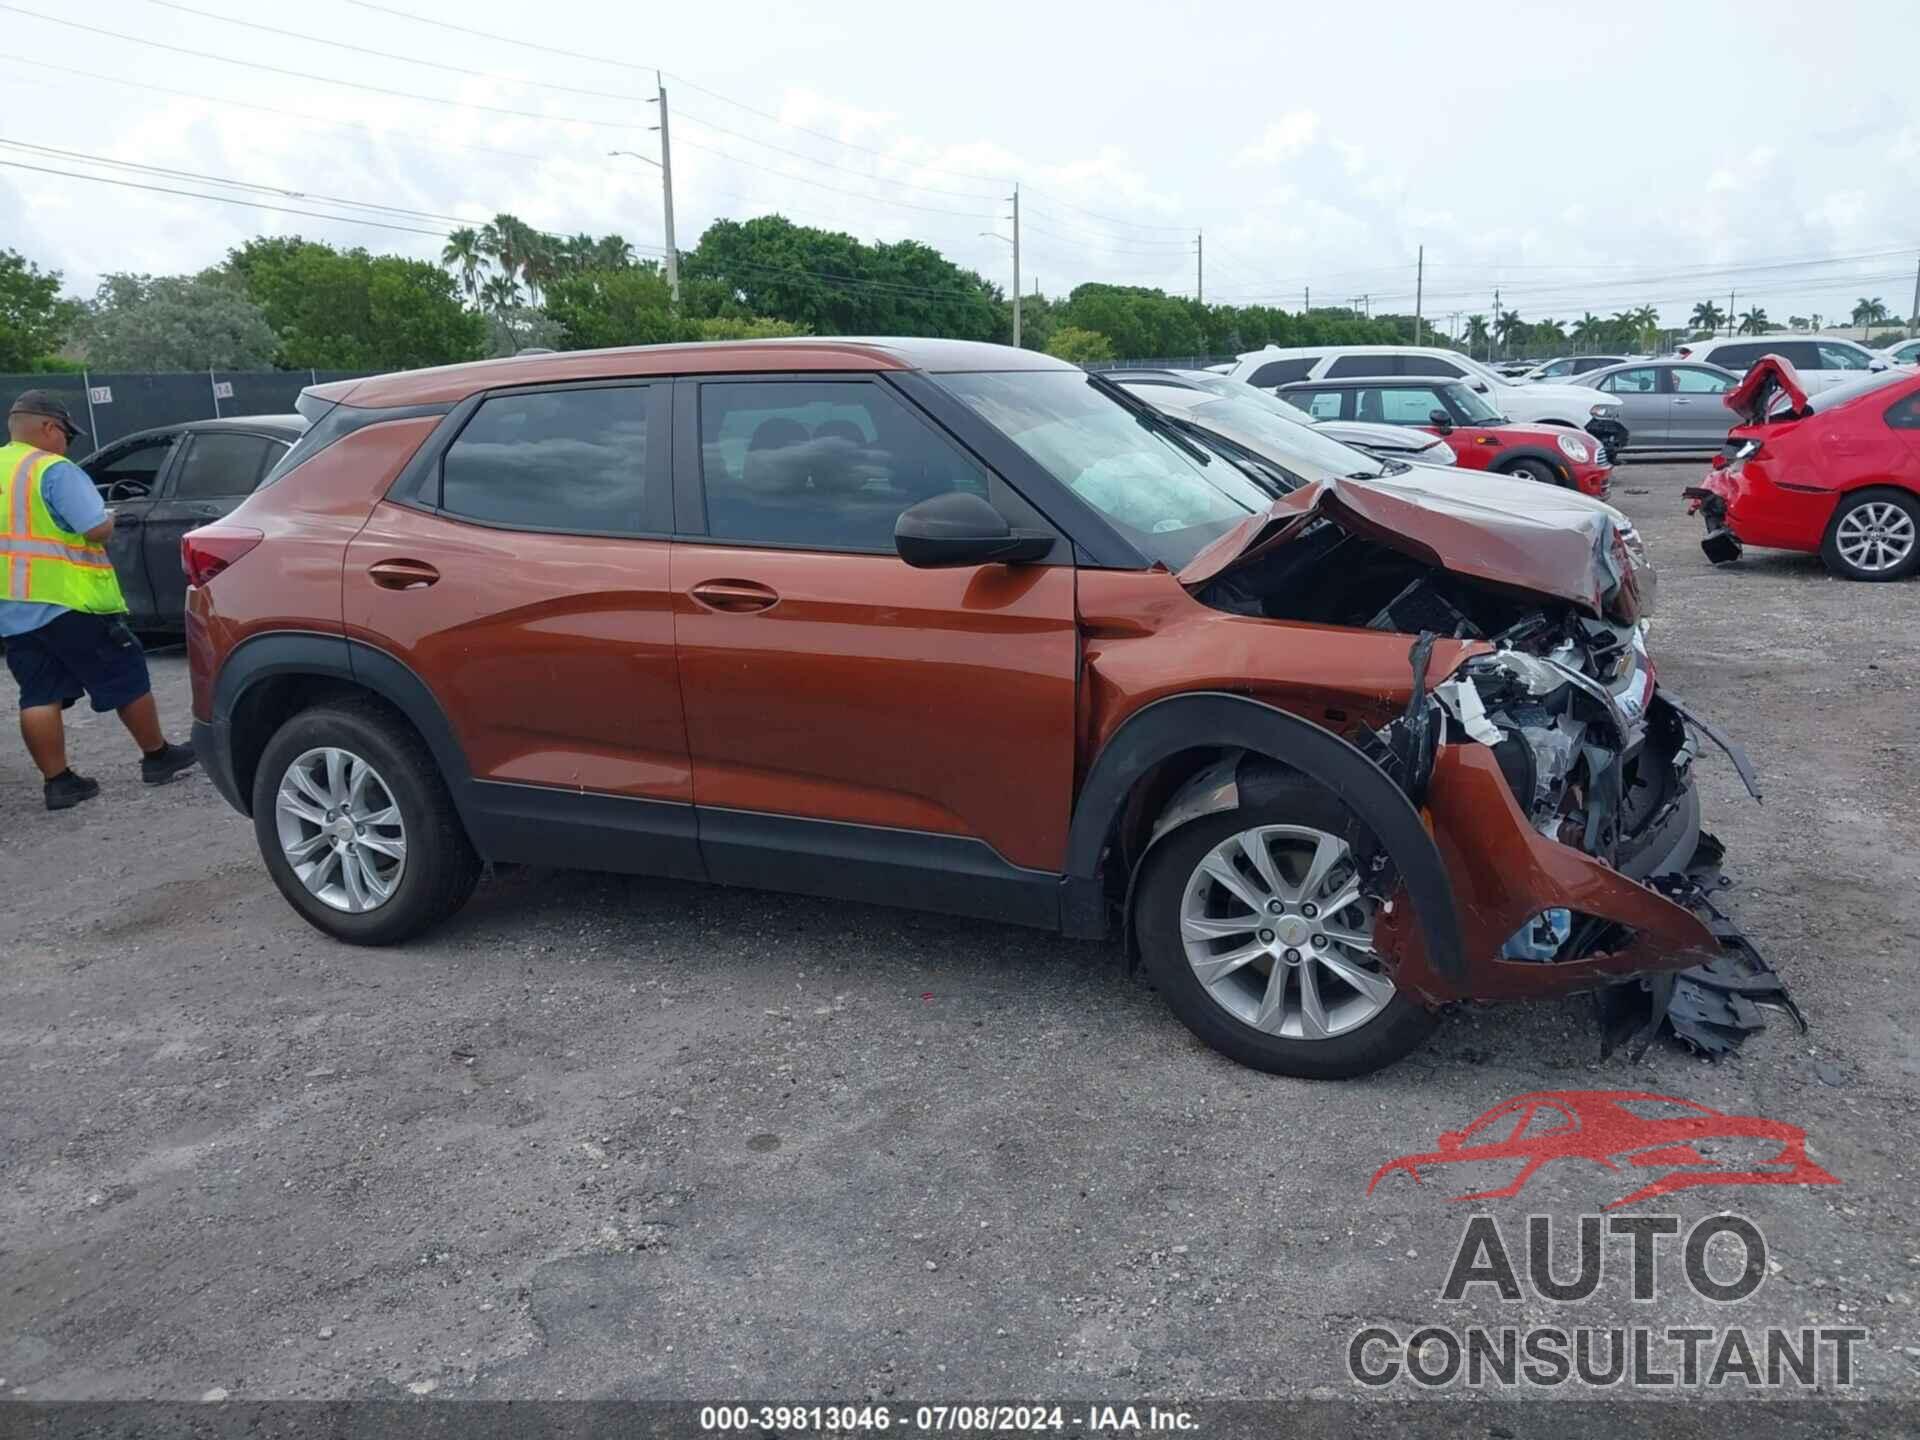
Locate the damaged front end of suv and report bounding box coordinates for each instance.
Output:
[1178,473,1802,1058]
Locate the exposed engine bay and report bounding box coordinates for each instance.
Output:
[1186,487,1801,1059]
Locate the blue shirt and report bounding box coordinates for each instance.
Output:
[0,457,110,638]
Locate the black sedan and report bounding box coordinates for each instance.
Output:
[78,415,306,633]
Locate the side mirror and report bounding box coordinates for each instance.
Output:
[1867,357,1889,372]
[1472,381,1491,394]
[894,491,1052,569]
[1427,409,1454,433]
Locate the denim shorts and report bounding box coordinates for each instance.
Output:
[4,610,152,713]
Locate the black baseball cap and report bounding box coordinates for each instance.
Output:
[8,389,87,441]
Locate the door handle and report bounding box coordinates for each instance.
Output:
[1673,399,1694,406]
[689,578,779,613]
[368,558,440,590]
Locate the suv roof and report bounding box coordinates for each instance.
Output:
[319,338,1072,409]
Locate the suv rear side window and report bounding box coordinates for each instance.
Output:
[172,432,283,499]
[1399,355,1466,377]
[697,380,991,552]
[440,385,650,534]
[1327,355,1399,378]
[1707,342,1765,371]
[1244,358,1314,388]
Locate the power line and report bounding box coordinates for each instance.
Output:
[336,0,1017,188]
[146,0,648,105]
[0,157,456,238]
[1019,184,1191,234]
[0,4,650,132]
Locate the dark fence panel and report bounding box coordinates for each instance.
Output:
[0,370,370,451]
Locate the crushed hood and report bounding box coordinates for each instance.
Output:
[1724,354,1807,425]
[1178,470,1648,622]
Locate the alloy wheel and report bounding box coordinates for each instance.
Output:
[273,747,407,913]
[1178,824,1394,1040]
[1834,501,1916,574]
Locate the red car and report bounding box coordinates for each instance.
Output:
[1279,377,1615,498]
[1366,1090,1838,1210]
[1686,356,1920,581]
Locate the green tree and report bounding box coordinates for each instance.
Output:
[0,249,80,371]
[1492,308,1522,354]
[227,237,486,369]
[682,216,999,339]
[1737,306,1770,336]
[1043,325,1115,364]
[692,315,809,341]
[1689,300,1726,335]
[542,266,684,350]
[81,272,278,370]
[1787,314,1809,332]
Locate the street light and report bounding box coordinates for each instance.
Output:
[607,149,660,170]
[607,79,678,302]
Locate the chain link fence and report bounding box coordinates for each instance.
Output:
[0,370,371,451]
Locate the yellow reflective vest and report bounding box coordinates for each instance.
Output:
[0,441,128,615]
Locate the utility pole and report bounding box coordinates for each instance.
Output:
[1011,184,1022,348]
[1414,245,1424,346]
[651,75,680,303]
[1909,253,1919,335]
[1196,230,1203,304]
[1304,285,1309,315]
[1492,287,1500,360]
[1728,289,1736,337]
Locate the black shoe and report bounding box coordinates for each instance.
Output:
[45,770,101,811]
[141,742,199,785]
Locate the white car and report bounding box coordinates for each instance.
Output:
[1226,344,1620,431]
[1672,335,1887,394]
[1515,354,1628,384]
[1879,337,1920,367]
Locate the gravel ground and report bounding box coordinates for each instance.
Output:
[2,461,1916,1406]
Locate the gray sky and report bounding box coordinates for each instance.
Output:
[3,0,1916,335]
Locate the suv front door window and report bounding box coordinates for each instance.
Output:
[675,376,1078,883]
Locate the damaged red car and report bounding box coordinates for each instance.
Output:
[1687,355,1920,580]
[185,340,1795,1079]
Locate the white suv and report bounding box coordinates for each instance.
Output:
[1674,335,1886,394]
[1228,345,1619,430]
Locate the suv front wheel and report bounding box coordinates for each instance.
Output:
[1135,776,1440,1078]
[251,699,480,945]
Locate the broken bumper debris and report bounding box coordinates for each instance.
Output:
[1375,641,1796,1060]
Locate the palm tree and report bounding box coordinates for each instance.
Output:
[1737,306,1769,335]
[1608,310,1638,348]
[1492,308,1521,356]
[480,213,539,298]
[1689,300,1726,335]
[441,227,488,307]
[1464,313,1490,357]
[1573,312,1602,347]
[480,272,521,314]
[1852,296,1890,340]
[1810,313,1823,332]
[592,233,637,270]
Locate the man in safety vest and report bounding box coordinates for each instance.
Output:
[2,391,197,810]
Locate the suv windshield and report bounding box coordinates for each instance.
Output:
[940,370,1269,569]
[1453,354,1511,388]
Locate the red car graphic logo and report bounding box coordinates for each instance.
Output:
[1367,1090,1838,1210]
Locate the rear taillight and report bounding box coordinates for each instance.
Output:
[181,525,263,587]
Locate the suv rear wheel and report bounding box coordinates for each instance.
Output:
[1135,776,1439,1078]
[251,699,480,945]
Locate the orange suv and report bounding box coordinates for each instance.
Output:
[186,339,1795,1077]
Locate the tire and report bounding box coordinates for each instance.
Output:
[1502,457,1564,488]
[1134,774,1441,1079]
[250,698,480,945]
[1818,487,1920,582]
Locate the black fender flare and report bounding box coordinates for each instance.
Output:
[1065,692,1464,983]
[212,630,474,814]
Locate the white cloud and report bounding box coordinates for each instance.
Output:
[1233,112,1319,167]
